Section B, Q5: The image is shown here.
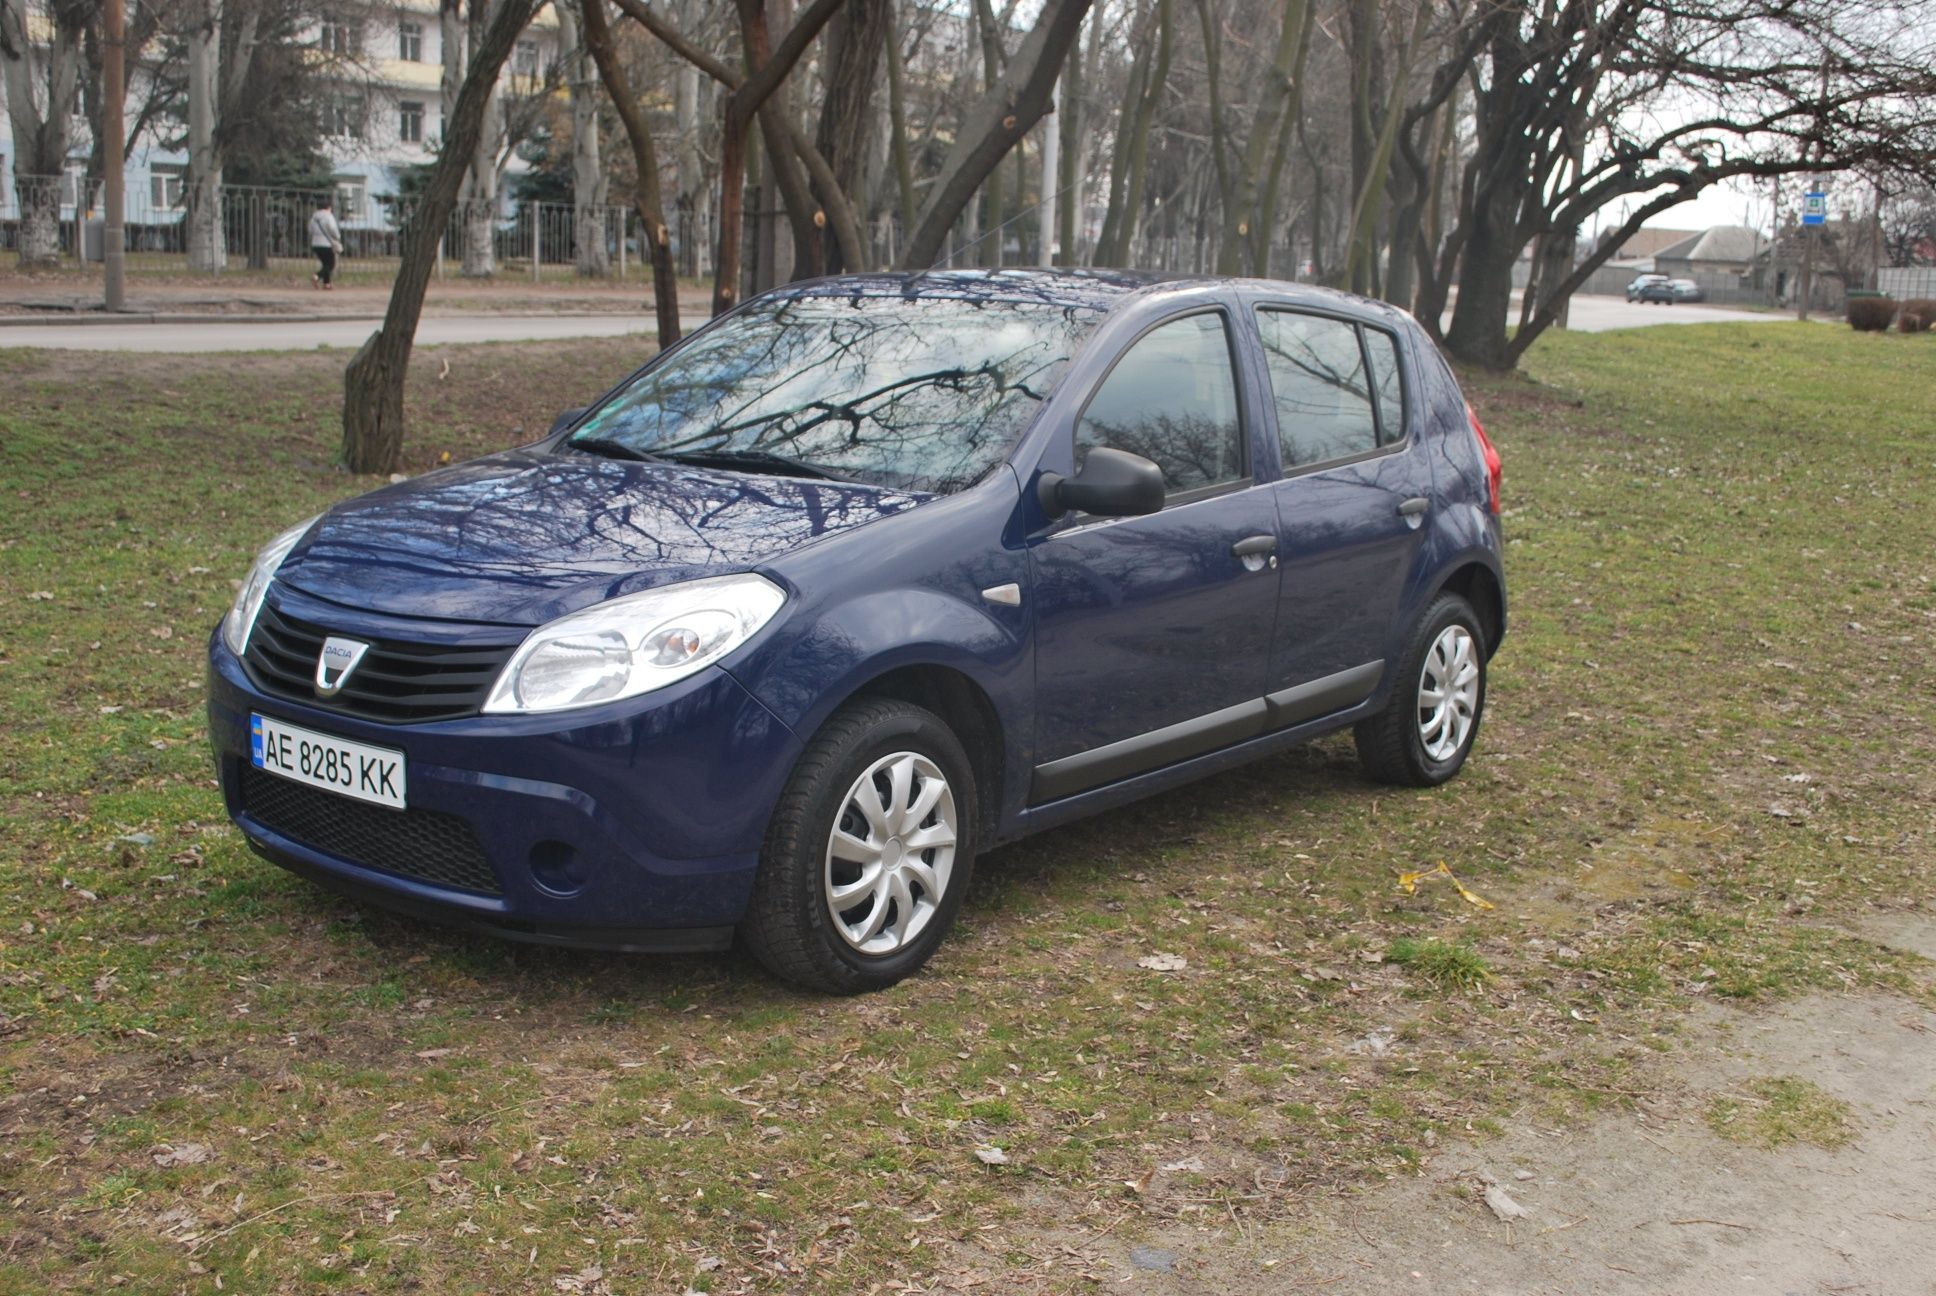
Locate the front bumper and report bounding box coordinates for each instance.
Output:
[207,623,803,949]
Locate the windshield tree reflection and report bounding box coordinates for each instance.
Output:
[569,296,1099,494]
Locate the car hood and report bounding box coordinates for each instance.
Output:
[277,450,927,625]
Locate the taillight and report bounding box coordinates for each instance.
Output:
[1467,404,1502,515]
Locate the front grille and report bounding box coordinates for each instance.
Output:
[244,599,519,724]
[241,766,502,895]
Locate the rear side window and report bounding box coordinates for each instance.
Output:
[1255,309,1377,468]
[1077,312,1245,496]
[1362,328,1407,444]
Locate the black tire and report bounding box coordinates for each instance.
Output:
[1354,592,1488,787]
[740,698,977,994]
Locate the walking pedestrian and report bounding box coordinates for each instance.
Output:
[309,195,343,290]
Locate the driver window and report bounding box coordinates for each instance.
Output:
[1076,313,1245,497]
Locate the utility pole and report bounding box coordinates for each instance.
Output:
[103,0,128,311]
[1039,76,1060,268]
[1797,59,1828,322]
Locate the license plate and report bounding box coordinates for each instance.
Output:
[251,714,406,810]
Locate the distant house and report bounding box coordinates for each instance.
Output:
[1653,225,1767,279]
[1597,226,1699,270]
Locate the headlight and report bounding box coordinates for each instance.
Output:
[221,516,319,657]
[483,574,787,714]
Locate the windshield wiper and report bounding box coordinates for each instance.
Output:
[658,448,859,484]
[567,436,660,464]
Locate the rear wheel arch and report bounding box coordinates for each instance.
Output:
[1436,562,1504,659]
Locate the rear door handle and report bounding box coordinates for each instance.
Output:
[1397,497,1430,517]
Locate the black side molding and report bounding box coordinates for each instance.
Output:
[1029,660,1386,804]
[1031,698,1268,804]
[1263,659,1385,728]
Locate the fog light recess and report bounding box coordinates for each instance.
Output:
[528,840,588,896]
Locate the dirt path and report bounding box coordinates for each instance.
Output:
[1056,920,1936,1294]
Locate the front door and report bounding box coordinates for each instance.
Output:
[1028,311,1280,802]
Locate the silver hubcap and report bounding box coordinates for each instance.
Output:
[825,751,957,956]
[1418,625,1480,762]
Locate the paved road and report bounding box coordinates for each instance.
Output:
[0,312,710,352]
[0,295,1793,351]
[1554,294,1794,332]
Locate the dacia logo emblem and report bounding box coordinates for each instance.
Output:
[315,636,371,698]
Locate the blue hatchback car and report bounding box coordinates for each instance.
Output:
[208,270,1504,992]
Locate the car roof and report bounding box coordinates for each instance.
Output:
[765,268,1410,326]
[765,268,1178,311]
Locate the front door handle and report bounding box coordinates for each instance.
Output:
[1397,497,1430,517]
[1232,535,1278,572]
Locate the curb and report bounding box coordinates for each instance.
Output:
[0,311,385,327]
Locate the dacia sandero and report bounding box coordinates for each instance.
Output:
[208,270,1505,992]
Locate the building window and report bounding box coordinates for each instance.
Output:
[319,19,356,54]
[335,177,367,221]
[513,39,539,75]
[149,163,186,209]
[399,100,425,144]
[398,19,422,61]
[324,96,365,139]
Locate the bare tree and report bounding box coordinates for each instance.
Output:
[341,0,539,474]
[578,0,678,342]
[896,0,1093,270]
[1,0,89,268]
[552,0,610,276]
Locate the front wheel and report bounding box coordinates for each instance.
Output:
[740,699,976,993]
[1354,593,1488,787]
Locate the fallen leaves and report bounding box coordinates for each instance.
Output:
[153,1142,213,1168]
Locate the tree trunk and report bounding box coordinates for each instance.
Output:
[184,0,224,271]
[15,177,62,267]
[2,0,83,267]
[1211,0,1310,275]
[343,0,539,475]
[460,0,504,276]
[814,0,889,272]
[554,0,610,277]
[1053,5,1083,264]
[579,0,679,344]
[1442,185,1520,371]
[885,1,917,238]
[1112,0,1171,265]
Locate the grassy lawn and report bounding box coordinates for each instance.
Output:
[1,321,1932,1293]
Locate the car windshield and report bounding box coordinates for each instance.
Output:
[567,295,1101,494]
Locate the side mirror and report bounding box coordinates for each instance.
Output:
[549,407,589,436]
[1037,446,1166,519]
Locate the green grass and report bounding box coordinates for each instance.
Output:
[1706,1076,1857,1150]
[1385,937,1491,991]
[1,319,1933,1292]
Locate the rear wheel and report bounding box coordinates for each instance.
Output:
[1355,593,1488,787]
[741,699,975,993]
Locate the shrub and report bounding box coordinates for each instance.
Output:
[1846,296,1897,331]
[1898,299,1936,334]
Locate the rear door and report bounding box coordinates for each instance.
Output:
[1027,309,1280,801]
[1249,306,1432,713]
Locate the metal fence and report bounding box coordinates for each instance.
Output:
[1878,266,1936,300]
[0,174,681,282]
